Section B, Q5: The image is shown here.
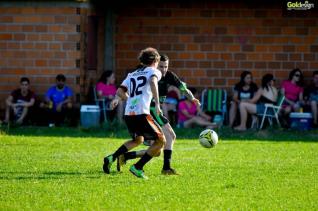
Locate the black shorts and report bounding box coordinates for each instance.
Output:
[150,106,169,127]
[124,114,164,141]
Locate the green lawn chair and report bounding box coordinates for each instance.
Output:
[200,89,227,126]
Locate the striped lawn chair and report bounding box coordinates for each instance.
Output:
[201,89,227,126]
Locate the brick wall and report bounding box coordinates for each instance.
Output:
[114,1,318,91]
[1,1,318,112]
[0,2,88,110]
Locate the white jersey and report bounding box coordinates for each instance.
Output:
[121,66,162,115]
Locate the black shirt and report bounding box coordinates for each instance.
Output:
[258,95,276,104]
[234,83,258,101]
[158,71,184,99]
[11,89,35,103]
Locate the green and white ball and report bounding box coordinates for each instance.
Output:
[199,129,218,148]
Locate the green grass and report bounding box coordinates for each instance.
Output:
[0,127,317,210]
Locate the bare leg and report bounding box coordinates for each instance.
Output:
[229,101,237,127]
[4,104,11,123]
[162,103,169,119]
[16,107,28,124]
[184,116,216,128]
[103,136,145,174]
[120,124,174,165]
[123,136,144,150]
[283,106,292,116]
[109,136,144,163]
[146,135,165,157]
[293,103,300,112]
[116,101,124,124]
[280,106,292,127]
[311,100,318,125]
[132,134,166,172]
[162,123,176,150]
[235,102,257,131]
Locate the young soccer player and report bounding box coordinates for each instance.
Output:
[116,54,201,175]
[103,47,165,179]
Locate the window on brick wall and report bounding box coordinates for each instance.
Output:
[87,16,98,70]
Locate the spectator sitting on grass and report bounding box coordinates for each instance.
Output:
[4,77,35,125]
[234,73,278,131]
[177,87,216,129]
[40,74,73,126]
[162,85,181,125]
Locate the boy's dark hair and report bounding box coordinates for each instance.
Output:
[138,47,160,65]
[160,54,169,62]
[20,77,30,84]
[56,74,66,82]
[313,70,318,76]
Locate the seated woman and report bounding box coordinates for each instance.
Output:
[229,71,258,127]
[162,85,181,126]
[96,70,124,124]
[234,74,278,131]
[177,88,216,129]
[281,68,304,117]
[305,71,318,127]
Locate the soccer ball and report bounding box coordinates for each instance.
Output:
[199,129,218,148]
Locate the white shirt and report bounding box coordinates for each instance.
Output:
[121,66,162,115]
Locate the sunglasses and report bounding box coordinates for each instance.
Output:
[294,74,301,77]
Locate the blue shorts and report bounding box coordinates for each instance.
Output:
[165,97,178,105]
[309,93,318,102]
[177,121,185,128]
[256,104,274,115]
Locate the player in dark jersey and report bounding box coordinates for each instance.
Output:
[117,54,201,175]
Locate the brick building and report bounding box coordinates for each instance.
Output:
[0,1,317,114]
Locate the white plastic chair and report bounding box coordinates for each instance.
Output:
[93,87,111,123]
[253,94,285,129]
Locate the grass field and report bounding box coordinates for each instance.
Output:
[0,126,317,210]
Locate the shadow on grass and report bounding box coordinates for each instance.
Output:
[0,124,130,139]
[1,125,317,142]
[0,170,102,180]
[222,127,318,142]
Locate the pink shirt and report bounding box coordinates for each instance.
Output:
[96,82,116,97]
[281,80,303,102]
[178,100,197,122]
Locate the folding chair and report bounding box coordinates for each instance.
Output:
[200,89,227,125]
[93,87,111,123]
[254,94,285,129]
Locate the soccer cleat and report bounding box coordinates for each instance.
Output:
[103,155,113,174]
[129,165,148,179]
[161,168,179,175]
[116,154,126,172]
